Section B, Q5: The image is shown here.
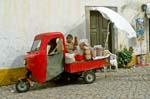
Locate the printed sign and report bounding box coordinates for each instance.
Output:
[136,18,144,39]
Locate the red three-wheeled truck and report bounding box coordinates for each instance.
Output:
[16,32,107,93]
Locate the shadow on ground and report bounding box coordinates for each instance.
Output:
[29,78,86,92]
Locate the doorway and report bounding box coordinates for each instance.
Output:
[46,38,64,81]
[90,11,113,51]
[85,6,117,53]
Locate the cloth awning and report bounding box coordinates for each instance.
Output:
[97,7,137,38]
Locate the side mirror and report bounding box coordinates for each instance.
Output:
[27,52,31,54]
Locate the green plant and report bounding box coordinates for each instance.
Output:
[117,48,133,68]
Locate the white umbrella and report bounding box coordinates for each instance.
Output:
[97,7,136,38]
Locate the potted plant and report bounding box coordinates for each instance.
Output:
[117,48,133,68]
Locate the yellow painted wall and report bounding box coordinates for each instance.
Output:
[0,67,26,86]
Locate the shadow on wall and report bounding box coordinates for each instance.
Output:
[66,19,86,40]
[11,55,24,67]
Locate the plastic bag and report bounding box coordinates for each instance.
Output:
[65,53,75,64]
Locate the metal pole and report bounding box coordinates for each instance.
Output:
[104,21,111,50]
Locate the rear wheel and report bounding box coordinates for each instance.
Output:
[83,71,96,84]
[16,79,30,93]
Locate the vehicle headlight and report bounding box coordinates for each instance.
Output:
[23,60,27,65]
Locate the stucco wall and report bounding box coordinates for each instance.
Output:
[0,0,149,69]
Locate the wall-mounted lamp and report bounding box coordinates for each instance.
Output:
[142,4,147,11]
[142,3,150,18]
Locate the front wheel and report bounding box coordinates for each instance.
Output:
[16,79,30,93]
[83,71,96,84]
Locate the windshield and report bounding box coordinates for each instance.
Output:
[31,40,41,51]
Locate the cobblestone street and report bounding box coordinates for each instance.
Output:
[1,66,150,99]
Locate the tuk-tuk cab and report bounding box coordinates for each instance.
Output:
[26,32,65,82]
[16,32,66,92]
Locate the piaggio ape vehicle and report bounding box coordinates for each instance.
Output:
[16,32,107,93]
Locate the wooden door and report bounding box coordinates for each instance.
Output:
[90,11,112,52]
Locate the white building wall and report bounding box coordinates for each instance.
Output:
[0,0,149,69]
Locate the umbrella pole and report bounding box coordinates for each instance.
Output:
[104,21,111,50]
